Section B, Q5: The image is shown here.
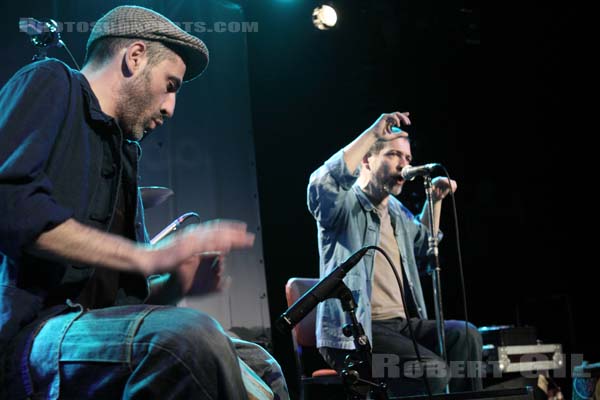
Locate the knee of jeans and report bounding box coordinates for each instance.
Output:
[463,323,483,350]
[233,339,279,370]
[448,322,482,347]
[139,308,232,358]
[469,326,483,348]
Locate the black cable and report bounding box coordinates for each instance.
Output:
[438,165,476,390]
[370,245,434,399]
[60,40,81,70]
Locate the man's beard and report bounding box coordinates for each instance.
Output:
[381,175,403,196]
[115,69,155,140]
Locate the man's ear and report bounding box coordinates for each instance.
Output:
[122,41,147,77]
[362,153,372,171]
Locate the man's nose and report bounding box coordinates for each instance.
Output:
[161,93,177,119]
[397,157,410,169]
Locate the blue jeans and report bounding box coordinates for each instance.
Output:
[229,337,289,400]
[2,303,280,399]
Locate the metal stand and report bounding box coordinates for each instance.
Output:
[20,17,80,69]
[21,18,63,61]
[332,283,389,400]
[150,212,201,244]
[423,175,449,393]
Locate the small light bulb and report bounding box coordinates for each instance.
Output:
[312,5,338,30]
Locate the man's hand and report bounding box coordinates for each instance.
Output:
[418,177,457,236]
[342,111,412,173]
[176,254,228,296]
[30,218,254,301]
[144,221,252,305]
[368,112,411,141]
[141,220,255,276]
[431,177,457,202]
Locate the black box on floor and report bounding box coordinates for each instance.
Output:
[479,325,537,347]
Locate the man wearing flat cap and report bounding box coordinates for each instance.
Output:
[0,6,287,399]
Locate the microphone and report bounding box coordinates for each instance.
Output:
[400,163,441,181]
[276,247,370,333]
[150,212,201,245]
[19,18,62,48]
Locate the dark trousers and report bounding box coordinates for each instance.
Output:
[320,318,483,396]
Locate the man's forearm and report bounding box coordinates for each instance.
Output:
[342,130,379,173]
[419,200,443,236]
[29,218,254,278]
[29,218,157,273]
[418,178,456,236]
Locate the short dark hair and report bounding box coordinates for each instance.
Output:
[83,37,176,68]
[366,135,411,157]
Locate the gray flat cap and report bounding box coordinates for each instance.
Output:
[87,5,209,81]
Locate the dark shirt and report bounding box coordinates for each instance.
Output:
[76,168,135,310]
[0,59,149,351]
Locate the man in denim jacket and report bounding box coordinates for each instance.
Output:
[307,112,482,395]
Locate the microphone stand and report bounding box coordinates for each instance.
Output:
[334,282,388,400]
[275,247,386,398]
[22,18,63,62]
[20,18,81,69]
[423,175,449,393]
[150,212,201,245]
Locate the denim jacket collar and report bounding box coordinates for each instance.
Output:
[352,184,375,213]
[351,184,404,221]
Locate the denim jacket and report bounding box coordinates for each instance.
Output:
[307,150,431,350]
[0,59,149,356]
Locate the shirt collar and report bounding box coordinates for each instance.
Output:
[74,71,116,125]
[352,184,375,212]
[352,184,403,220]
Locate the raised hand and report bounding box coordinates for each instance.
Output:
[368,111,411,141]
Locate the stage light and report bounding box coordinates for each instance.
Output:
[312,5,337,30]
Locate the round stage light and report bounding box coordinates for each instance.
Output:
[312,5,337,30]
